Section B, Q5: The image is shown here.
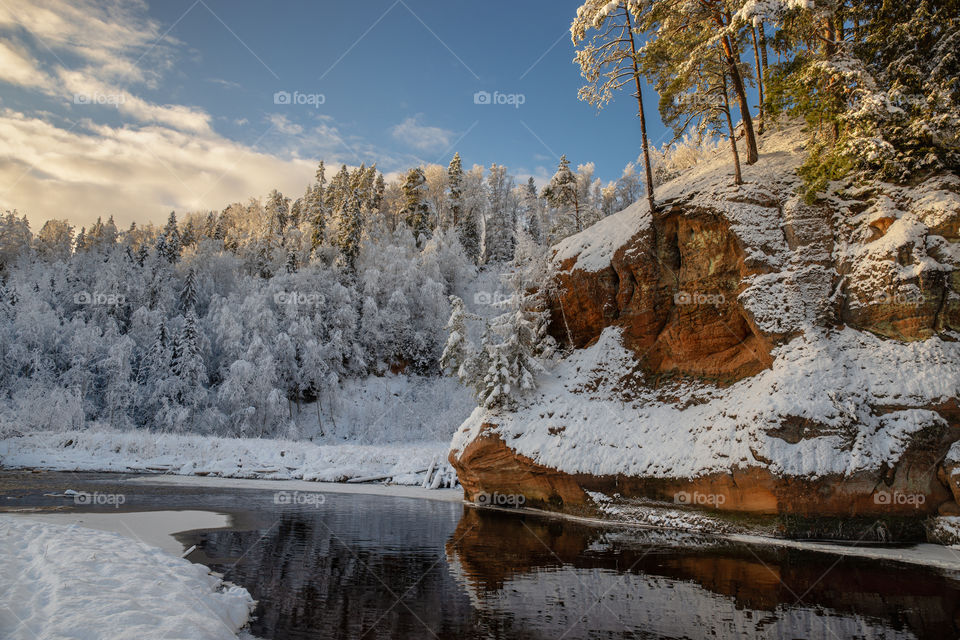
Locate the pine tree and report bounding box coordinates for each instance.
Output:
[640,0,760,165]
[266,189,289,238]
[572,0,657,212]
[484,164,515,263]
[458,204,481,265]
[171,310,208,423]
[324,164,350,214]
[372,173,385,212]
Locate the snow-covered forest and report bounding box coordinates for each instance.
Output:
[0,152,651,439]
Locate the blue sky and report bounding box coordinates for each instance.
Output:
[0,0,671,227]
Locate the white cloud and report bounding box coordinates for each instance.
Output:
[0,0,175,86]
[0,40,53,89]
[0,109,317,228]
[390,115,454,152]
[267,113,303,136]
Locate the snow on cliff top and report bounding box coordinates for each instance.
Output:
[551,125,807,274]
[451,326,960,479]
[552,198,651,272]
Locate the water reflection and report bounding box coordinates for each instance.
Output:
[447,508,960,639]
[178,495,960,640]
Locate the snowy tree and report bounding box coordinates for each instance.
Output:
[336,189,364,273]
[401,167,431,246]
[640,0,760,165]
[572,0,657,212]
[160,212,181,263]
[179,268,198,313]
[483,164,515,263]
[543,155,582,238]
[520,177,543,244]
[35,219,73,262]
[440,295,477,383]
[447,153,464,229]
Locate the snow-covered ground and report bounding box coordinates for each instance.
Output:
[0,516,255,640]
[0,372,470,485]
[0,429,454,485]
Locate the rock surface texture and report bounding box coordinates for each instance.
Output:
[450,126,960,529]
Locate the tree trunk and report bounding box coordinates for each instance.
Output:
[624,4,657,213]
[720,34,759,164]
[758,20,769,72]
[719,53,743,186]
[823,17,841,142]
[751,26,765,135]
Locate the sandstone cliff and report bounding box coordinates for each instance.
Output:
[450,125,960,534]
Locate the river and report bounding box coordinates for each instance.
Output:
[2,471,959,639]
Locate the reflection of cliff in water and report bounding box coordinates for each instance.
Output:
[446,508,960,640]
[179,494,477,640]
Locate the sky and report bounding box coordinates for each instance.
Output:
[0,0,673,229]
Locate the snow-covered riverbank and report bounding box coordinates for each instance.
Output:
[0,429,454,486]
[0,516,255,640]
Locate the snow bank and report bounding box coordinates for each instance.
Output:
[552,199,651,272]
[0,430,451,485]
[0,516,255,640]
[451,326,960,479]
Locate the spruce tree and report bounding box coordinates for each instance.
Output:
[336,189,364,273]
[543,155,582,237]
[400,167,431,247]
[161,212,181,263]
[447,153,464,228]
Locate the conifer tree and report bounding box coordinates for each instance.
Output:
[543,155,582,236]
[336,189,364,273]
[401,167,431,246]
[572,0,657,212]
[179,268,198,313]
[447,153,464,228]
[160,212,181,263]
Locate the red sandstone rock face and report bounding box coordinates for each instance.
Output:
[549,206,776,383]
[450,423,957,519]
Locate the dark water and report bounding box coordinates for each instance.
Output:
[3,471,960,639]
